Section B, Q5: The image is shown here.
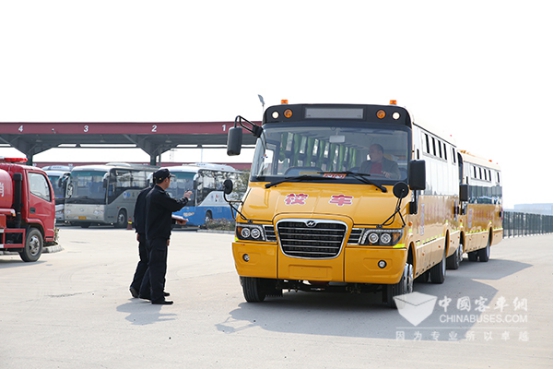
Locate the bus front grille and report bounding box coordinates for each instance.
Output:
[277,220,346,259]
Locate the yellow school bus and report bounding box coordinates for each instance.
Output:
[457,150,503,263]
[224,102,462,307]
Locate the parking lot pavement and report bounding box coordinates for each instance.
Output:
[1,229,552,369]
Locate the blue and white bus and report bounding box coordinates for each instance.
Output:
[166,163,247,227]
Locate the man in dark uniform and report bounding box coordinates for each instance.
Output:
[140,168,191,305]
[129,180,154,298]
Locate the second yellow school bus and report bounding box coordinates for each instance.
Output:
[457,150,503,263]
[225,102,463,307]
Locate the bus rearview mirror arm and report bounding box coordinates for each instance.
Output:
[227,116,263,156]
[222,179,250,223]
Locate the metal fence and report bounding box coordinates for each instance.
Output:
[503,211,553,238]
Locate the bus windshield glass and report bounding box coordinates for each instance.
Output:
[47,175,66,203]
[166,172,195,200]
[251,122,410,182]
[166,168,247,205]
[66,170,107,204]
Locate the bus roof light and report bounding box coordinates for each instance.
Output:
[390,99,397,105]
[376,110,386,119]
[284,109,293,118]
[281,99,289,104]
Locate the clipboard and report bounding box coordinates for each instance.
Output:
[172,214,187,222]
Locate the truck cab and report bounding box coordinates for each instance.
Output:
[0,157,56,262]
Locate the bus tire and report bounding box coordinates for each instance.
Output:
[478,243,490,262]
[385,263,413,308]
[80,223,90,229]
[115,209,127,228]
[20,228,43,262]
[429,250,446,284]
[468,251,478,262]
[241,277,266,302]
[446,243,463,270]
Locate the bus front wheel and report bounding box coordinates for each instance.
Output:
[241,277,266,302]
[385,263,413,308]
[115,209,127,228]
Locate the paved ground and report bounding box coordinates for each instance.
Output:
[1,228,552,368]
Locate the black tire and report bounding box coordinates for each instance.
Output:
[468,251,478,262]
[385,263,414,308]
[199,211,213,230]
[80,223,90,229]
[241,277,266,302]
[429,250,446,284]
[20,228,43,262]
[478,243,490,262]
[446,243,463,270]
[115,209,127,228]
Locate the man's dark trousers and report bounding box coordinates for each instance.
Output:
[130,233,149,293]
[147,238,168,303]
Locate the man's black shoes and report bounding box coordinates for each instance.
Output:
[129,287,139,298]
[134,290,170,301]
[152,300,173,305]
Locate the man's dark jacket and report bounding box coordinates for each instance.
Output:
[133,185,153,234]
[145,185,188,244]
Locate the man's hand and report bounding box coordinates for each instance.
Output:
[183,190,192,199]
[176,219,188,226]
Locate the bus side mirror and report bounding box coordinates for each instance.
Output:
[459,184,469,202]
[408,160,426,191]
[393,182,409,199]
[227,127,243,156]
[223,179,233,195]
[58,174,69,190]
[102,178,108,188]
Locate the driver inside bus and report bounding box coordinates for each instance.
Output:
[360,144,401,179]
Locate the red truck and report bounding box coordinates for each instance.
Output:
[0,157,56,262]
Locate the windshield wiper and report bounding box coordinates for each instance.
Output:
[265,175,337,189]
[331,171,387,193]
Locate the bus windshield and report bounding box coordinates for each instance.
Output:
[251,122,410,182]
[66,170,107,204]
[166,168,247,205]
[166,172,195,200]
[47,175,66,204]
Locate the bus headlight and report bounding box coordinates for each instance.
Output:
[236,224,266,241]
[368,232,380,244]
[360,229,403,246]
[250,227,261,239]
[380,232,392,244]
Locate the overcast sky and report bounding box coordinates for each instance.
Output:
[1,1,552,209]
